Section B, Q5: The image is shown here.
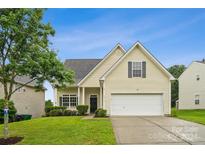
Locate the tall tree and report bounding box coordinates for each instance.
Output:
[168,65,186,107]
[0,9,74,138]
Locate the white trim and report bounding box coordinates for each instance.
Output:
[82,87,85,105]
[77,43,126,86]
[100,42,175,81]
[100,87,103,108]
[77,87,80,105]
[53,87,57,106]
[61,94,78,108]
[168,81,171,114]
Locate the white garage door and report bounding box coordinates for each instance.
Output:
[111,94,163,116]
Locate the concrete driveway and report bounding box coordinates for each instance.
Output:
[111,116,205,144]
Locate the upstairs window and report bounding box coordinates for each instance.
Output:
[128,61,146,78]
[195,95,200,105]
[132,62,142,77]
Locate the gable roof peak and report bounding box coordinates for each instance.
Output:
[77,43,126,86]
[100,41,175,80]
[113,43,126,53]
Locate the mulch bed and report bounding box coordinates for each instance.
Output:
[0,136,23,145]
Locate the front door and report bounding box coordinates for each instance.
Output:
[90,95,97,113]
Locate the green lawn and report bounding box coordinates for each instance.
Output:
[172,108,205,125]
[0,116,116,145]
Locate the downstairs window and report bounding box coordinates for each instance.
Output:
[195,95,200,105]
[61,94,78,107]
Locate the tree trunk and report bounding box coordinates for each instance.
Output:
[3,85,9,139]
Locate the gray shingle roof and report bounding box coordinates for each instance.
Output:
[14,76,37,87]
[64,59,102,83]
[196,59,205,64]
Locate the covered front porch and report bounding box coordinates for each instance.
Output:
[55,86,103,113]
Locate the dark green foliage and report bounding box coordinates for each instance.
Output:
[76,105,88,115]
[49,109,63,116]
[45,106,66,115]
[95,108,107,117]
[168,65,186,107]
[0,99,17,120]
[63,110,78,116]
[45,100,53,107]
[63,110,72,116]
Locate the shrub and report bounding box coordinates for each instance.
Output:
[76,105,88,115]
[63,110,72,116]
[45,106,66,116]
[49,109,63,116]
[70,110,78,116]
[95,108,107,117]
[0,99,17,121]
[64,110,78,116]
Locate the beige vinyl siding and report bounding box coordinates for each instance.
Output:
[179,62,205,109]
[80,47,125,87]
[103,45,171,115]
[0,84,45,118]
[56,87,78,106]
[57,87,100,113]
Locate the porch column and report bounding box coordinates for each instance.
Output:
[53,86,57,106]
[78,87,80,105]
[82,87,85,105]
[99,80,104,108]
[100,87,103,108]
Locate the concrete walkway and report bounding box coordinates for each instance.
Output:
[111,116,205,144]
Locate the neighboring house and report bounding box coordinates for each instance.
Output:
[0,76,45,118]
[54,42,174,116]
[178,60,205,109]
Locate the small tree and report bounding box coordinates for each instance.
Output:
[45,100,53,108]
[168,65,186,107]
[0,9,74,138]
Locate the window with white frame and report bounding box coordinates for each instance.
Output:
[132,62,142,77]
[62,94,78,107]
[195,95,200,105]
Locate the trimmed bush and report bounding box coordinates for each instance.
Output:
[45,106,66,116]
[49,109,63,116]
[95,108,107,117]
[64,110,78,116]
[63,110,72,116]
[76,105,88,115]
[70,110,78,116]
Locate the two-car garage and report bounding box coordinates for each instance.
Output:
[110,94,163,116]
